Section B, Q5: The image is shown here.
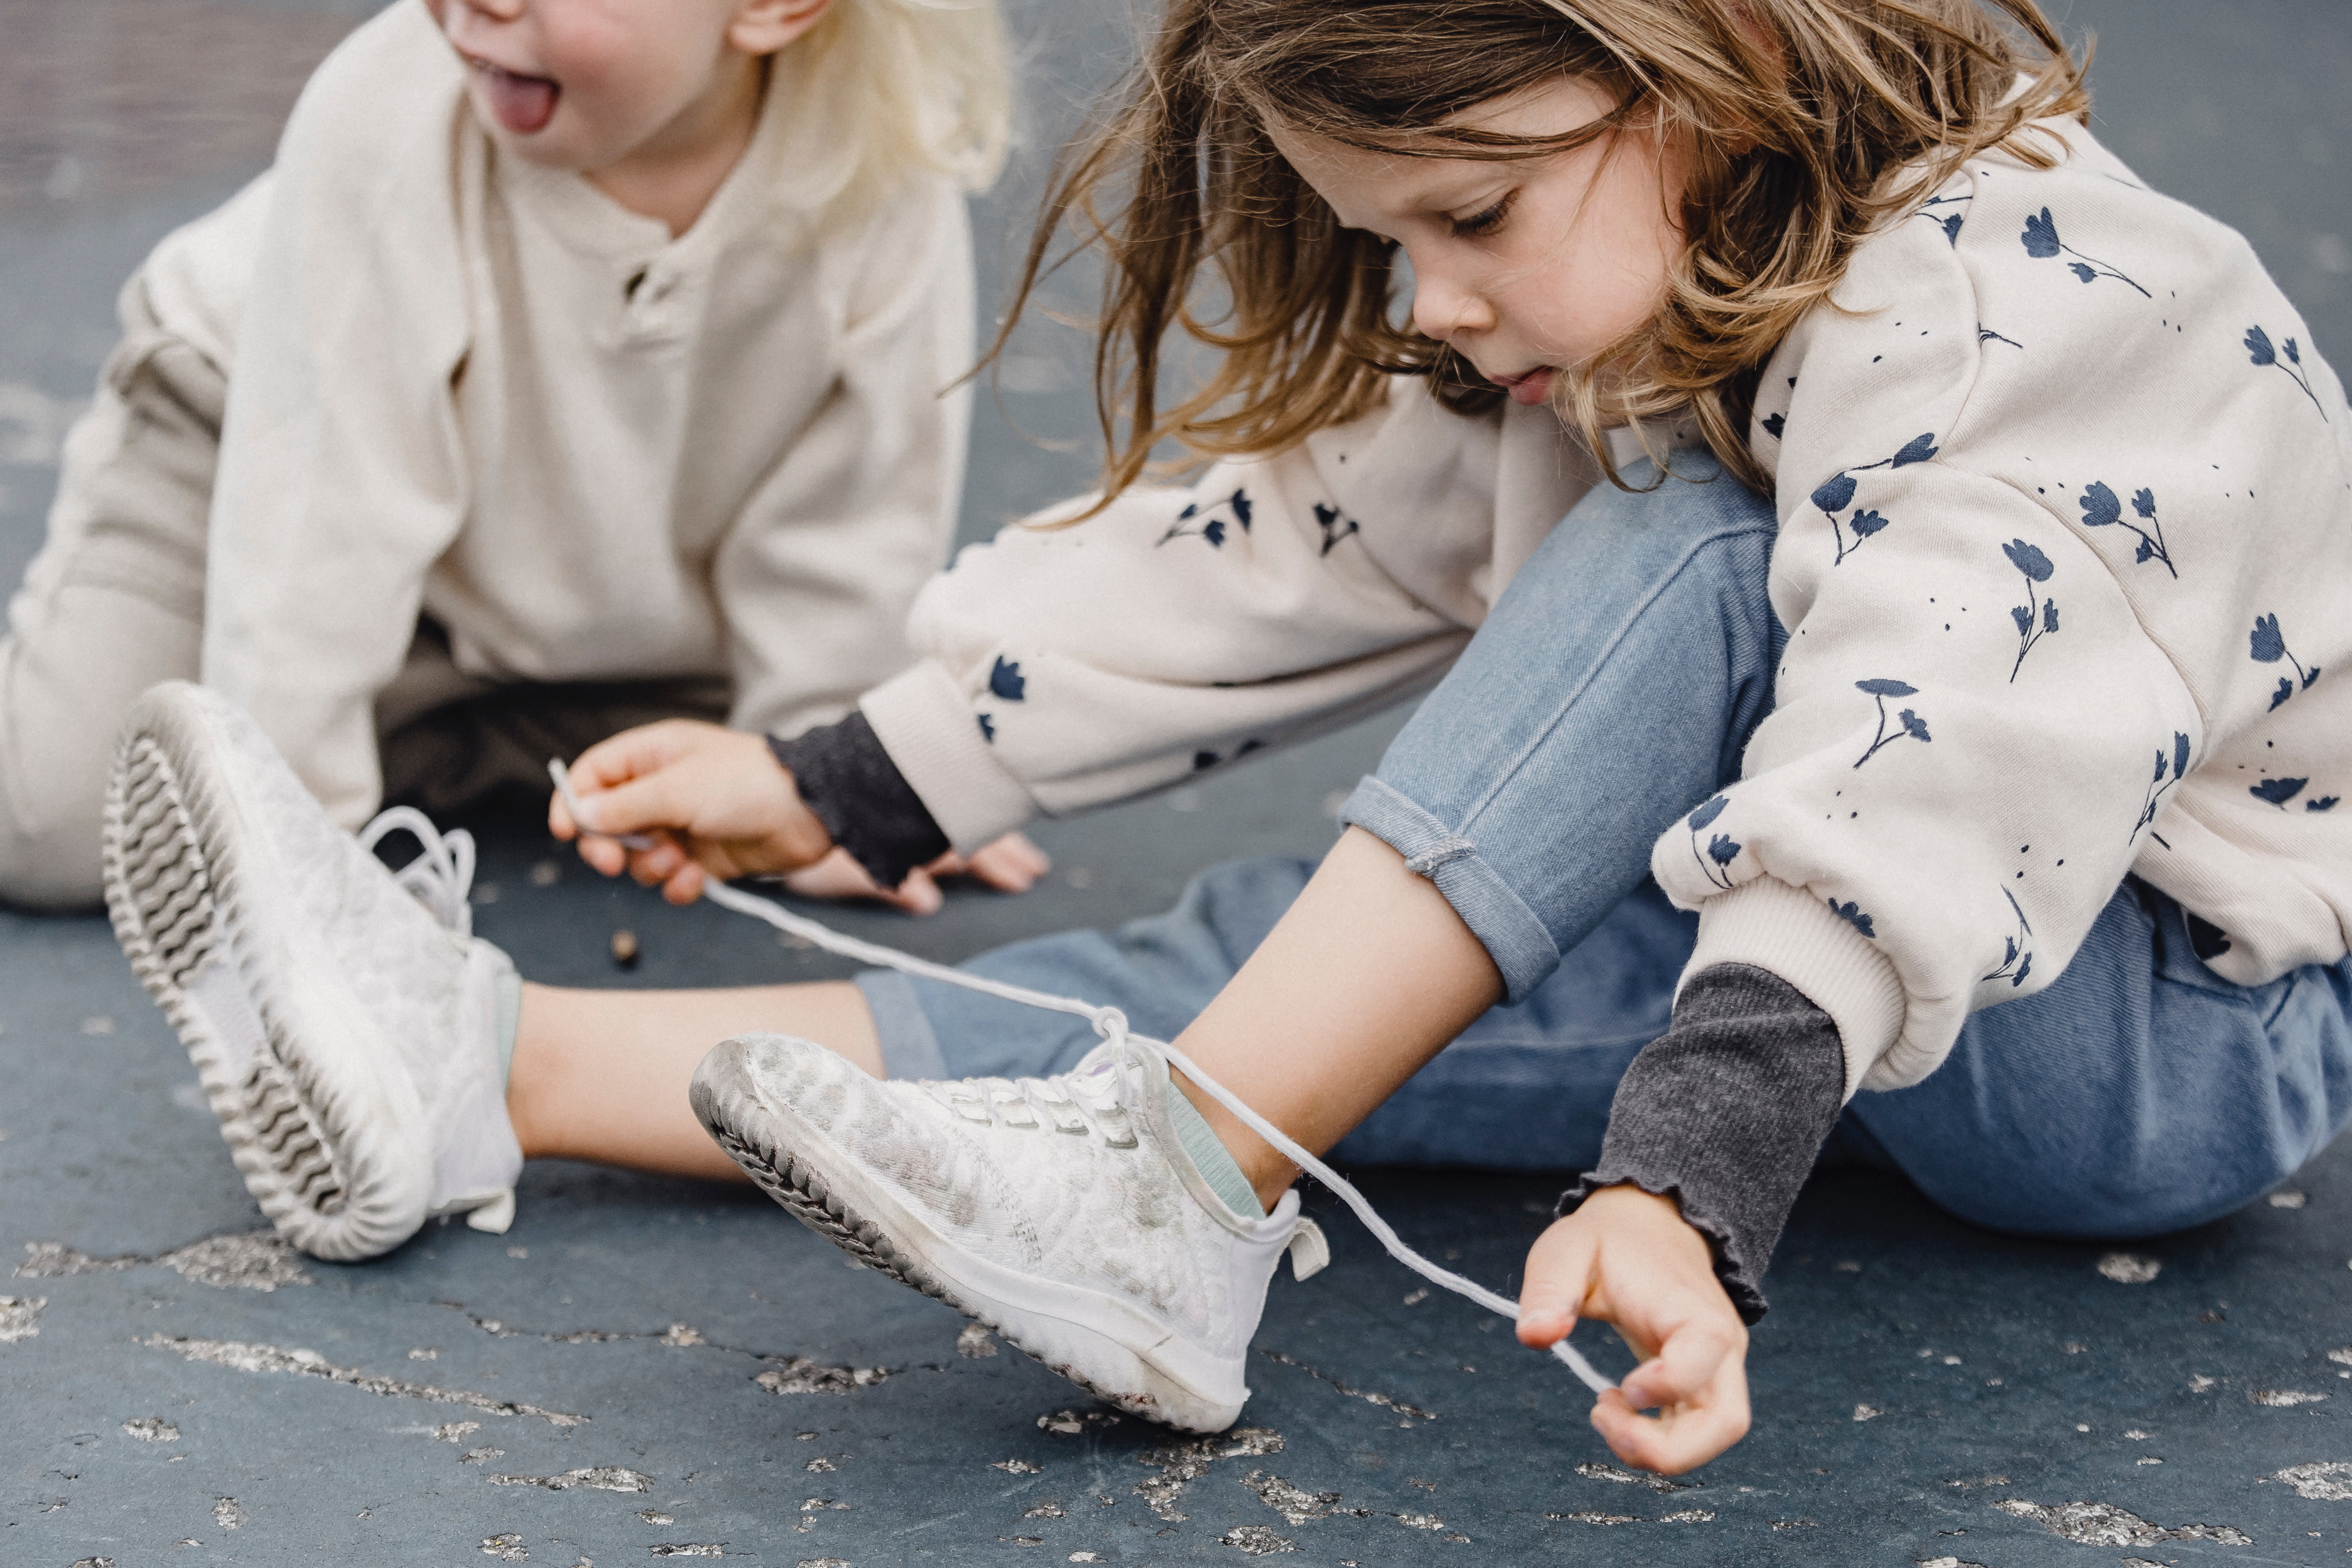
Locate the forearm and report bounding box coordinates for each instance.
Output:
[1560,962,1847,1324]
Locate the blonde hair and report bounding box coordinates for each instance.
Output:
[996,0,2086,499]
[793,0,1011,209]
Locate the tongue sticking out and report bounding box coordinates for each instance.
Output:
[481,65,559,135]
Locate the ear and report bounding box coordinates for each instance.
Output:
[727,0,833,56]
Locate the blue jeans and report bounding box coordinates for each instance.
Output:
[863,455,2352,1240]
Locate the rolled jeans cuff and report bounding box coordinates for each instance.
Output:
[1340,774,1562,1003]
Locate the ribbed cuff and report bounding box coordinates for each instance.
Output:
[858,661,1037,852]
[1682,877,1906,1096]
[766,712,949,890]
[1559,962,1847,1324]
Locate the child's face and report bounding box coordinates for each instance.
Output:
[426,0,819,174]
[1269,78,1690,412]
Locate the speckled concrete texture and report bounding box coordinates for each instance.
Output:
[5,3,2350,1564]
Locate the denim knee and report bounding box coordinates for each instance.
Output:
[1346,455,1781,1000]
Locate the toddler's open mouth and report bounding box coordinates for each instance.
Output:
[471,59,561,136]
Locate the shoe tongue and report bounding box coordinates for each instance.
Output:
[1066,1040,1145,1109]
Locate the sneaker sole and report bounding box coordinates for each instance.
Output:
[691,1037,1247,1433]
[102,684,429,1261]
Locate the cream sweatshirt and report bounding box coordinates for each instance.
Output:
[174,0,974,827]
[861,117,2352,1095]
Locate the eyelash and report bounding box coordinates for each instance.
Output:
[1451,189,1518,239]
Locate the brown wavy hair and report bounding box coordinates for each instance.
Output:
[993,0,2086,499]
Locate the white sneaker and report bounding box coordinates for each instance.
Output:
[690,1032,1328,1432]
[102,682,523,1261]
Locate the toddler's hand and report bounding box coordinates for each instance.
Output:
[778,832,1053,915]
[552,720,832,904]
[1516,1185,1750,1475]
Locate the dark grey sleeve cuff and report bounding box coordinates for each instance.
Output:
[766,711,950,890]
[1557,962,1846,1325]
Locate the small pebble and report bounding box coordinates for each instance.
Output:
[612,929,640,968]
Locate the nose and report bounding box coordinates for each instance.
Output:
[1408,258,1491,346]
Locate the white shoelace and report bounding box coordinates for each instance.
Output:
[547,760,1616,1395]
[359,806,479,939]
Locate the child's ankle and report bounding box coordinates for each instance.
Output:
[1165,1077,1274,1220]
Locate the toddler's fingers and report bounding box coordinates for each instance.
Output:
[964,832,1051,890]
[879,866,945,916]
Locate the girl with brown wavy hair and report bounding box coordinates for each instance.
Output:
[118,0,2351,1476]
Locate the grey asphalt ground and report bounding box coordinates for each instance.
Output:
[4,3,2350,1564]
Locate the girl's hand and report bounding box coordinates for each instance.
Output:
[779,833,1054,915]
[1516,1185,1751,1474]
[552,720,832,905]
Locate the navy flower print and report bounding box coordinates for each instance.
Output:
[2020,207,2150,296]
[1685,795,1742,890]
[1312,502,1360,557]
[989,656,1027,702]
[1978,325,2025,350]
[2078,482,2176,578]
[2002,539,2060,681]
[2136,731,2192,840]
[1982,887,2034,987]
[2245,326,2327,421]
[1915,192,1969,245]
[2250,613,2320,709]
[2311,795,2341,813]
[1157,488,1254,548]
[2251,776,2308,809]
[1815,434,1936,564]
[1828,898,1877,938]
[1761,412,1786,439]
[976,713,995,742]
[1853,679,1932,768]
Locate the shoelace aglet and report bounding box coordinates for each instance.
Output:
[547,759,658,851]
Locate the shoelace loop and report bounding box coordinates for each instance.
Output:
[359,806,478,939]
[546,759,1615,1395]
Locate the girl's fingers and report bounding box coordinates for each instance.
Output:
[661,860,707,907]
[1515,1218,1598,1349]
[782,848,882,902]
[569,720,697,792]
[575,834,626,878]
[1590,1348,1751,1474]
[1617,1315,1744,1414]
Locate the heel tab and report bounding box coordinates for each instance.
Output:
[463,1189,516,1234]
[1286,1218,1329,1282]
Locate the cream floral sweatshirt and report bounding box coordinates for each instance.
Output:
[176,0,974,827]
[862,117,2351,1093]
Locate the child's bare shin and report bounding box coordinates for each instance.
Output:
[506,980,885,1181]
[1169,826,1503,1205]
